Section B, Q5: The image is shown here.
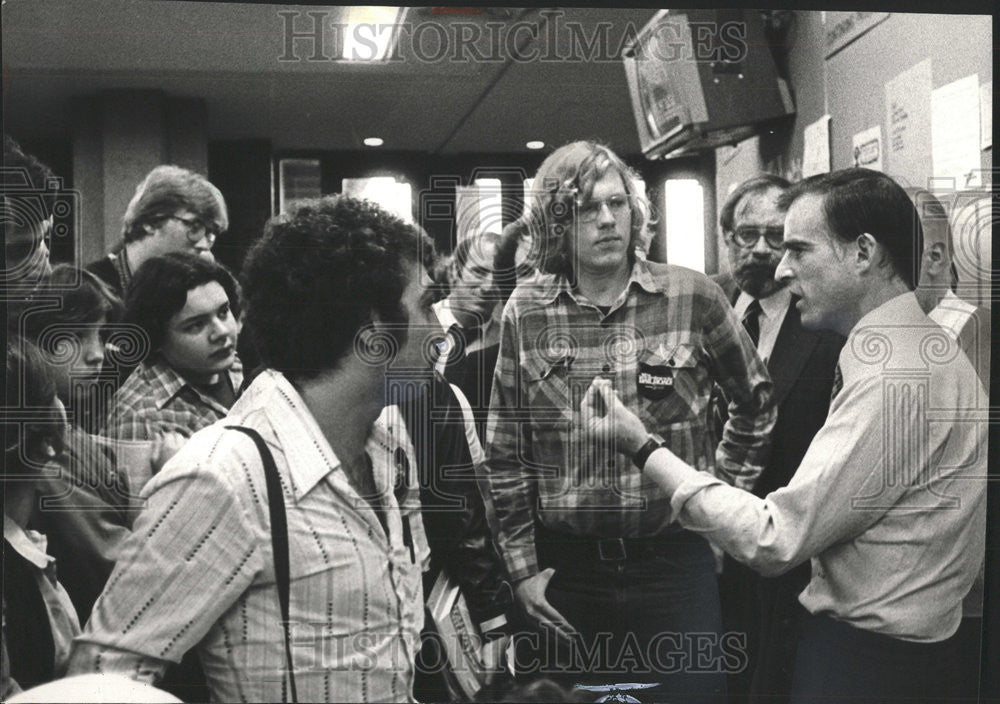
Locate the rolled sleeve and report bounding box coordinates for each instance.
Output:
[670,375,895,577]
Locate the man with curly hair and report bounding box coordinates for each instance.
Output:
[72,195,437,702]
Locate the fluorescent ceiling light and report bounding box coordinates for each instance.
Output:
[342,6,406,61]
[363,137,384,147]
[526,140,545,150]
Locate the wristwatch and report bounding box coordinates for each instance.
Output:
[632,433,666,469]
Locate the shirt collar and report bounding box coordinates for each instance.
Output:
[4,514,53,570]
[432,299,460,330]
[235,370,341,499]
[142,356,244,413]
[840,291,926,382]
[538,257,662,305]
[736,285,792,319]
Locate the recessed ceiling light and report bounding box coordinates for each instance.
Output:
[363,137,384,147]
[526,140,545,150]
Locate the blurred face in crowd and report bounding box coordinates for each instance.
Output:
[44,317,109,404]
[448,236,499,328]
[4,218,53,289]
[391,260,438,373]
[776,193,859,335]
[144,209,218,259]
[570,169,632,277]
[160,281,239,384]
[726,187,787,299]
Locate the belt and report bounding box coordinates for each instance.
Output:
[536,525,690,563]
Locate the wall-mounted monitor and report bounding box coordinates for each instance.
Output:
[624,9,795,160]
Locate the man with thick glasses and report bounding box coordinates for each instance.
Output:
[712,175,844,703]
[86,165,227,298]
[483,141,775,701]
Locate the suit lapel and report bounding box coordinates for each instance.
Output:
[767,298,820,407]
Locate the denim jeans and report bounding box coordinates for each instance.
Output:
[519,529,729,703]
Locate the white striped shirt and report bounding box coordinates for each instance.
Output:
[71,370,425,702]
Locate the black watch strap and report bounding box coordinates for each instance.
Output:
[632,434,665,469]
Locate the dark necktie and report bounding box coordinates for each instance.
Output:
[742,299,762,348]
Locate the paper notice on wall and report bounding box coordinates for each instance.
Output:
[884,59,932,188]
[802,115,831,177]
[980,81,992,150]
[931,74,982,189]
[851,125,883,171]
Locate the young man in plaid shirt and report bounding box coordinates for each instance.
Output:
[484,141,775,701]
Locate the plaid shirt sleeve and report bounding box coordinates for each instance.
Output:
[700,283,776,491]
[484,300,540,583]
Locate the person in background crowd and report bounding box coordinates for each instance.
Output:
[396,261,515,701]
[484,140,775,702]
[105,252,242,453]
[584,168,986,704]
[2,339,80,698]
[86,165,227,299]
[909,188,990,387]
[71,195,432,702]
[20,265,138,623]
[24,265,125,434]
[3,134,56,327]
[711,175,844,704]
[433,230,503,424]
[909,186,989,702]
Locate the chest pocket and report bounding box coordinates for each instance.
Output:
[636,343,702,425]
[523,355,576,428]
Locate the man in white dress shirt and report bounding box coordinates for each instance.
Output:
[585,169,987,704]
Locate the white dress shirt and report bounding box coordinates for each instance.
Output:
[659,292,987,642]
[734,287,792,363]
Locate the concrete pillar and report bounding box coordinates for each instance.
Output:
[166,97,209,173]
[71,90,208,264]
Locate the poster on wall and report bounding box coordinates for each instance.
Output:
[802,115,831,177]
[931,74,982,189]
[980,81,992,150]
[852,125,883,171]
[824,11,890,58]
[884,59,932,188]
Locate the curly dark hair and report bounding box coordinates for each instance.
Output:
[241,195,432,381]
[124,252,242,354]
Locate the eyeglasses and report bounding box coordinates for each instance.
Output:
[730,226,784,249]
[576,194,630,223]
[165,215,219,244]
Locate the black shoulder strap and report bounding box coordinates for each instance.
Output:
[226,425,297,704]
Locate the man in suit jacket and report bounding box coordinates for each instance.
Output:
[711,175,844,704]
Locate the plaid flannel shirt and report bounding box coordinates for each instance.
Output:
[484,259,775,582]
[105,356,243,441]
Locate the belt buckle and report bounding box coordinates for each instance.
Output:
[598,538,627,561]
